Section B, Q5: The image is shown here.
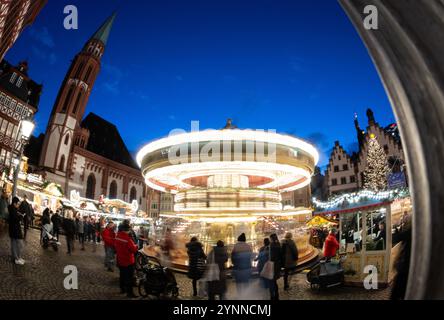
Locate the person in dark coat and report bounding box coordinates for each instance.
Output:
[62,211,76,255]
[231,233,253,294]
[51,210,61,240]
[255,238,271,289]
[18,195,32,240]
[41,208,51,226]
[391,217,412,300]
[186,237,207,296]
[269,233,282,300]
[281,232,299,290]
[208,240,229,300]
[8,197,25,265]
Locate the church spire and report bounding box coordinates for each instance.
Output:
[354,113,365,149]
[90,12,117,47]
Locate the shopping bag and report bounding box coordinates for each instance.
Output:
[202,251,220,281]
[260,260,274,280]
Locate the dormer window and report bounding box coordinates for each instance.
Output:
[10,73,17,83]
[17,77,23,87]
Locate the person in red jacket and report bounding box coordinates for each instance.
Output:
[102,221,116,272]
[323,229,340,260]
[114,220,138,298]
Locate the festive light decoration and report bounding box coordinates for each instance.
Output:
[363,134,391,191]
[312,188,409,211]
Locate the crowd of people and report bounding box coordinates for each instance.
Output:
[186,232,300,301]
[0,192,347,300]
[0,192,142,298]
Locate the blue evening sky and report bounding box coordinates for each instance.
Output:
[6,0,395,169]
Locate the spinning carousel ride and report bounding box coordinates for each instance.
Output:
[136,121,320,268]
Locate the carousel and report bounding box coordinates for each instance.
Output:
[137,120,320,268]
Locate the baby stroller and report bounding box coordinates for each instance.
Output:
[306,256,346,291]
[136,251,179,299]
[40,224,61,252]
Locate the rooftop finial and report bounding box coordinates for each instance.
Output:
[222,118,238,129]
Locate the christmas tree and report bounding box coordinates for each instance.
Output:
[363,134,390,191]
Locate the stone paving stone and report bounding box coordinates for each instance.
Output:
[0,228,390,300]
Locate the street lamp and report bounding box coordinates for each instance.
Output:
[11,117,35,199]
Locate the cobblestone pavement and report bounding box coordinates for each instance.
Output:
[0,228,390,300]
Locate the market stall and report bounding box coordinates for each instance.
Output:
[313,189,410,286]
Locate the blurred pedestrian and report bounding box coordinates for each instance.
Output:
[281,232,298,290]
[231,233,253,294]
[51,210,62,240]
[208,240,228,300]
[186,237,206,296]
[90,217,97,252]
[324,228,339,260]
[391,216,412,300]
[0,190,9,231]
[77,216,86,250]
[102,221,116,272]
[8,197,25,265]
[18,195,32,240]
[269,233,282,300]
[256,238,270,290]
[115,220,138,298]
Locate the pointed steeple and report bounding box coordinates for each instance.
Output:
[91,12,117,46]
[354,113,366,149]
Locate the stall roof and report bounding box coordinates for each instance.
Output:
[313,201,392,216]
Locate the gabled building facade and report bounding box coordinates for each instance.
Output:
[326,109,405,196]
[0,60,41,171]
[0,0,47,61]
[326,141,359,195]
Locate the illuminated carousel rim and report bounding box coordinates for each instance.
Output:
[136,129,320,166]
[143,161,312,193]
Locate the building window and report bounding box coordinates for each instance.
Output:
[343,164,348,171]
[75,62,85,78]
[64,134,69,145]
[72,92,82,115]
[10,73,17,83]
[17,76,23,87]
[109,180,117,199]
[62,87,74,112]
[86,174,96,199]
[338,155,341,161]
[130,186,137,202]
[85,66,93,82]
[341,177,347,185]
[350,176,356,183]
[334,166,339,172]
[151,203,158,210]
[58,155,65,172]
[332,179,338,186]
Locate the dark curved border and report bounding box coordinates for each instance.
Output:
[339,0,444,299]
